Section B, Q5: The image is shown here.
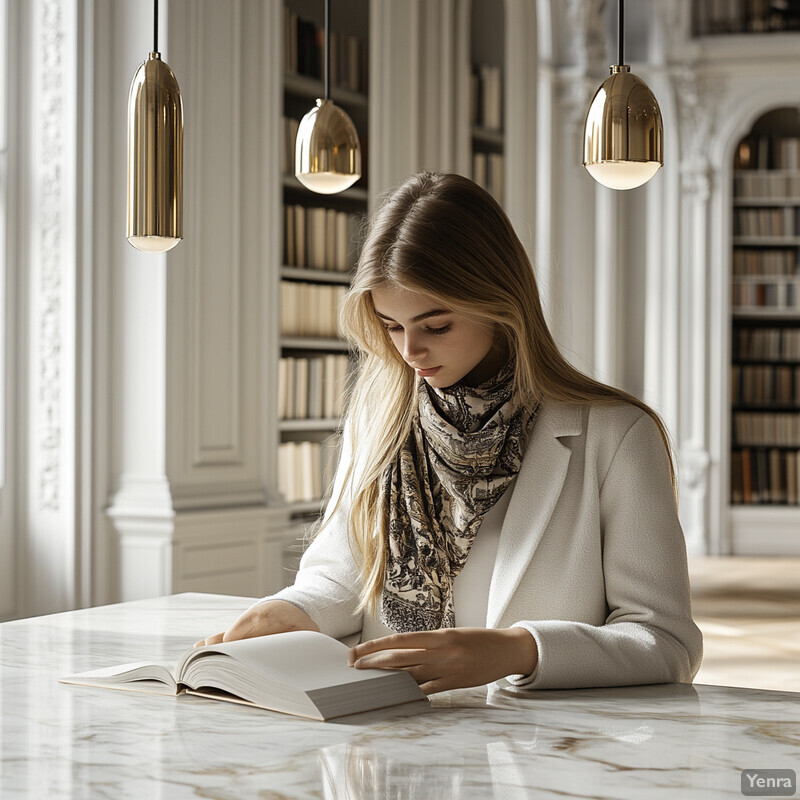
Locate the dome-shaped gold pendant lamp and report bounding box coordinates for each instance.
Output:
[127,0,184,252]
[295,0,362,194]
[583,0,663,190]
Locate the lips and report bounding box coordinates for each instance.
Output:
[415,366,441,377]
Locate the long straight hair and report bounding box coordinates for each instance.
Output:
[318,171,675,615]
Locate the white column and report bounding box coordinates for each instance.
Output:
[104,0,290,602]
[548,72,598,376]
[17,0,81,616]
[504,0,538,265]
[677,164,712,556]
[370,0,472,196]
[593,186,620,386]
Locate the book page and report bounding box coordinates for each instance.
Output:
[178,631,400,692]
[59,661,178,695]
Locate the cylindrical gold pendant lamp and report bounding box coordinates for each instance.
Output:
[295,0,361,194]
[127,0,184,252]
[582,0,663,190]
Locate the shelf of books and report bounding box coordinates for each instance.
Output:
[470,0,504,206]
[694,0,800,36]
[280,0,367,520]
[729,115,800,552]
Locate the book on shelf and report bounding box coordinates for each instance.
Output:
[281,281,346,338]
[323,354,337,419]
[279,355,349,420]
[732,280,800,310]
[731,364,800,405]
[730,447,800,505]
[299,440,320,501]
[60,630,427,721]
[278,357,290,419]
[472,152,504,205]
[734,170,800,199]
[283,8,367,93]
[471,64,502,131]
[307,357,324,420]
[733,208,793,238]
[733,249,796,277]
[285,204,296,266]
[295,205,306,267]
[278,441,298,503]
[295,358,309,420]
[278,437,341,504]
[733,411,800,447]
[735,136,800,173]
[280,116,300,176]
[734,327,800,361]
[284,205,363,272]
[789,454,798,505]
[325,209,337,270]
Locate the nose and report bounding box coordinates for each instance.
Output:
[401,330,428,364]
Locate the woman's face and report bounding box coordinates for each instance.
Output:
[371,284,507,388]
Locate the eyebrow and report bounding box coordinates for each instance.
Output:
[374,309,452,323]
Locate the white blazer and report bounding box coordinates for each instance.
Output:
[265,401,704,690]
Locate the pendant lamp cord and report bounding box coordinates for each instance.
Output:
[324,0,331,100]
[618,0,624,66]
[154,0,159,53]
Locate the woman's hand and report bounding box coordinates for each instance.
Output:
[194,600,319,648]
[346,627,537,695]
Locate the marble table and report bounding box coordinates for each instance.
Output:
[1,593,798,799]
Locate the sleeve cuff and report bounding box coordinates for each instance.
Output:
[505,623,543,687]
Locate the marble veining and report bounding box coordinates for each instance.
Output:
[1,594,798,799]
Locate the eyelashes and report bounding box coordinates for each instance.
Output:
[383,325,451,336]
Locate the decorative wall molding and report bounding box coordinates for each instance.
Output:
[36,0,65,513]
[672,67,725,165]
[562,0,608,70]
[680,165,711,203]
[112,505,293,601]
[679,441,711,494]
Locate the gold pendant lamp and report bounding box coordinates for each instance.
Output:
[583,0,663,190]
[295,0,362,194]
[127,0,184,252]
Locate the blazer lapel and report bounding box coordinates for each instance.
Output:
[486,402,582,628]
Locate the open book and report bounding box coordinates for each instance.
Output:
[59,630,427,721]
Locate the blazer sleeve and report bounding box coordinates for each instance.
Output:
[250,429,365,641]
[507,412,704,689]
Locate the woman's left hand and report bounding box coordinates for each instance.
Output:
[346,627,538,695]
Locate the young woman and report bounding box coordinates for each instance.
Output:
[198,171,703,695]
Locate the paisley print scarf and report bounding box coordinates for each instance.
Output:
[379,358,539,632]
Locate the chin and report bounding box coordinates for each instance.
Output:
[424,373,457,389]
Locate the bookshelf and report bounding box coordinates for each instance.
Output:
[280,0,367,520]
[694,1,800,36]
[729,109,800,523]
[469,0,504,206]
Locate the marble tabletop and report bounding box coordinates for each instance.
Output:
[1,593,797,799]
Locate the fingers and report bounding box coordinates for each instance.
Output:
[348,647,426,670]
[222,616,255,642]
[348,631,447,661]
[193,631,225,649]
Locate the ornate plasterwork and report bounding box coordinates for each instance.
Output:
[680,166,711,202]
[563,0,608,70]
[672,65,726,167]
[37,0,64,511]
[555,73,597,133]
[679,441,711,493]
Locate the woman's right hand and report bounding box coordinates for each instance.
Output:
[194,600,320,648]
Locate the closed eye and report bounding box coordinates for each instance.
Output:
[382,324,451,335]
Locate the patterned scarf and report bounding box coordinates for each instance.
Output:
[379,358,539,632]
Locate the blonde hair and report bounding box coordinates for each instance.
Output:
[319,171,674,615]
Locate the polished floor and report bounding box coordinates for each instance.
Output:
[688,556,800,693]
